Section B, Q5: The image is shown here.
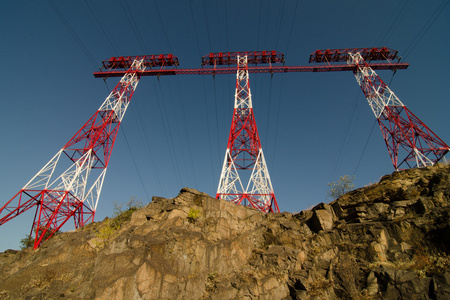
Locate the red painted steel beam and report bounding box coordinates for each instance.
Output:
[93,62,409,78]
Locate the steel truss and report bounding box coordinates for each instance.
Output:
[348,52,449,170]
[216,56,280,213]
[0,58,145,248]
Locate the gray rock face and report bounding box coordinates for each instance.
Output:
[1,164,450,299]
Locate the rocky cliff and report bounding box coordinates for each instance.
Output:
[1,164,450,299]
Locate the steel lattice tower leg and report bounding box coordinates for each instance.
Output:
[0,59,145,248]
[348,53,449,170]
[216,56,280,213]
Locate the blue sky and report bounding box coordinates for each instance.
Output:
[0,0,449,251]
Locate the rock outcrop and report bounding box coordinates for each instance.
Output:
[1,164,450,299]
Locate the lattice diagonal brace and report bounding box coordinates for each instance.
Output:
[0,58,145,248]
[216,56,280,213]
[348,53,449,170]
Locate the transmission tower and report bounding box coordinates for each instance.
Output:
[93,49,406,213]
[1,48,412,248]
[0,55,178,248]
[310,47,449,170]
[203,51,282,213]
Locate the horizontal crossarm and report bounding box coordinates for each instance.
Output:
[93,62,409,78]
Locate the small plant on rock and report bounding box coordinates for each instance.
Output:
[411,244,450,277]
[113,196,144,223]
[94,219,121,249]
[205,272,219,291]
[94,196,145,249]
[187,208,201,223]
[327,175,355,200]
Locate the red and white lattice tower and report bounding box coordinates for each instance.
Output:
[216,54,280,213]
[0,55,179,248]
[347,51,449,170]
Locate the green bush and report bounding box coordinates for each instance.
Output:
[113,196,144,220]
[20,235,34,250]
[187,208,201,223]
[94,219,121,249]
[94,197,145,249]
[112,196,145,225]
[20,228,58,250]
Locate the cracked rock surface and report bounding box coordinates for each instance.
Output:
[1,165,450,299]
